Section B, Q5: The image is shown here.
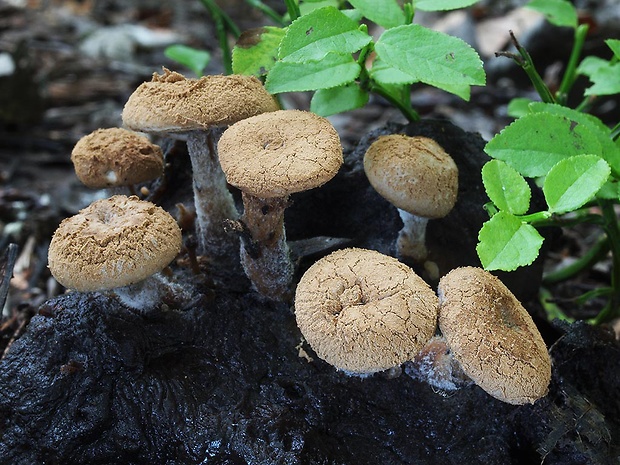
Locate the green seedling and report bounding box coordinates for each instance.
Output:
[477,0,620,324]
[232,0,486,121]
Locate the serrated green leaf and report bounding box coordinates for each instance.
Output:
[477,212,544,271]
[232,27,286,76]
[482,160,531,215]
[507,97,535,118]
[374,24,485,100]
[265,52,360,93]
[485,112,602,178]
[528,102,620,177]
[526,0,577,28]
[278,7,371,62]
[577,56,620,96]
[348,0,405,28]
[544,155,610,213]
[164,45,211,77]
[607,39,620,60]
[414,0,480,11]
[595,180,619,200]
[310,83,369,116]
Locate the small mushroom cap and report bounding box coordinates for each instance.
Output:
[71,128,164,188]
[295,248,439,374]
[437,267,552,404]
[121,68,279,133]
[364,134,458,219]
[48,195,182,292]
[217,110,343,198]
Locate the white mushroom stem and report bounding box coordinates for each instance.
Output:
[396,209,429,261]
[238,191,294,300]
[111,273,193,312]
[185,130,239,256]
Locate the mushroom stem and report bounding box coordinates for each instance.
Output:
[396,209,429,261]
[113,272,192,312]
[238,191,293,300]
[185,130,239,256]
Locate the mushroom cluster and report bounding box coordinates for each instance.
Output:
[122,68,280,257]
[294,249,551,405]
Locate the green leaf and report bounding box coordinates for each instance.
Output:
[164,45,211,77]
[414,0,480,11]
[526,0,577,28]
[299,0,340,15]
[544,155,611,214]
[482,160,531,215]
[506,97,535,118]
[265,52,360,93]
[577,56,620,96]
[477,212,544,271]
[369,58,416,85]
[278,7,372,62]
[232,27,286,76]
[374,24,485,100]
[310,83,369,116]
[348,0,405,28]
[484,112,602,178]
[528,102,620,177]
[607,39,620,60]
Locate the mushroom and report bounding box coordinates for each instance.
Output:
[437,266,551,404]
[363,134,458,262]
[218,109,343,300]
[71,127,164,192]
[48,195,186,311]
[294,248,439,376]
[121,68,279,257]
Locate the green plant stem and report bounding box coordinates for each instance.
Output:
[543,235,611,284]
[526,212,604,228]
[555,24,589,105]
[539,287,574,322]
[284,0,300,21]
[611,121,620,141]
[245,0,286,26]
[370,83,420,122]
[496,31,555,104]
[592,200,620,324]
[199,0,240,74]
[403,1,414,24]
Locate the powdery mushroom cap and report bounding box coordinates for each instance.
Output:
[364,134,458,218]
[121,68,279,133]
[295,248,439,374]
[217,110,343,198]
[71,128,164,188]
[437,266,552,404]
[48,195,182,292]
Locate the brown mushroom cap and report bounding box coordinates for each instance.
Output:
[217,109,343,198]
[363,134,458,218]
[48,195,182,292]
[121,68,279,133]
[71,128,164,188]
[295,248,439,374]
[437,266,551,404]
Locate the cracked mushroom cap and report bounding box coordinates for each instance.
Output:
[121,68,279,133]
[437,267,552,404]
[71,128,164,188]
[48,195,182,292]
[364,134,458,219]
[295,248,439,375]
[217,110,343,198]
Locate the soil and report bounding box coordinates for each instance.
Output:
[0,2,619,464]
